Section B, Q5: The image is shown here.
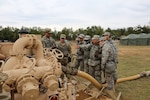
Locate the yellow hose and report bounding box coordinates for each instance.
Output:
[77,71,103,89]
[77,71,143,89]
[117,74,141,83]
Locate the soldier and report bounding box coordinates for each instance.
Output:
[83,35,91,73]
[56,34,71,66]
[100,36,117,99]
[88,35,102,83]
[76,35,102,83]
[42,30,56,48]
[74,34,85,71]
[102,32,118,84]
[84,35,91,44]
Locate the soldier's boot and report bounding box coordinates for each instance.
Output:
[104,89,117,100]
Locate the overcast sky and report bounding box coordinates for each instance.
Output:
[0,0,150,31]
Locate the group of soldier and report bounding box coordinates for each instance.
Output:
[42,30,72,66]
[74,32,118,91]
[41,30,118,93]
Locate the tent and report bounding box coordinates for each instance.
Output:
[120,34,138,45]
[120,33,150,46]
[127,34,139,45]
[136,33,148,45]
[120,36,128,45]
[147,33,150,45]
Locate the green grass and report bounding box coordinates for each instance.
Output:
[116,45,150,100]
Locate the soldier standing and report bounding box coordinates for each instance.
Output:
[88,35,102,83]
[83,35,91,73]
[42,30,56,48]
[100,36,117,99]
[56,34,71,66]
[102,32,118,84]
[74,34,85,71]
[76,35,102,83]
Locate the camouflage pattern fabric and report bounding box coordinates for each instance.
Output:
[105,73,114,90]
[108,39,118,83]
[83,42,91,73]
[108,39,118,63]
[89,64,102,83]
[101,41,117,90]
[42,36,56,48]
[74,59,84,71]
[56,42,71,66]
[88,44,102,83]
[88,44,101,66]
[74,41,84,71]
[76,41,84,59]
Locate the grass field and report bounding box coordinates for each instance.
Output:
[71,42,150,100]
[116,45,150,100]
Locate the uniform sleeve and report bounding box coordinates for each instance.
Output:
[68,43,72,55]
[55,42,59,49]
[51,38,57,48]
[101,44,110,65]
[80,44,91,50]
[41,37,46,47]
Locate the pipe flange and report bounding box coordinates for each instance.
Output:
[16,74,38,93]
[42,73,58,91]
[42,72,53,81]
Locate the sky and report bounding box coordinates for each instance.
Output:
[0,0,150,31]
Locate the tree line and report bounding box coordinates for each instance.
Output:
[0,25,150,42]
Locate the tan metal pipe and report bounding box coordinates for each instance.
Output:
[3,65,62,86]
[3,56,32,71]
[0,53,5,60]
[12,35,44,60]
[3,35,46,70]
[12,37,33,53]
[32,40,44,60]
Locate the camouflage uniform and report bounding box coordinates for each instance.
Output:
[42,34,56,48]
[108,39,118,84]
[56,34,71,66]
[88,35,102,83]
[101,40,117,90]
[83,35,91,73]
[103,32,118,84]
[108,39,118,63]
[74,34,85,71]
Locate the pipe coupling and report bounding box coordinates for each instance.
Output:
[42,73,58,91]
[16,74,39,100]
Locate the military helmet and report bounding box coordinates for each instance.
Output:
[84,35,91,40]
[78,34,85,38]
[44,28,52,34]
[99,37,106,41]
[102,32,111,36]
[92,35,100,40]
[60,34,66,39]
